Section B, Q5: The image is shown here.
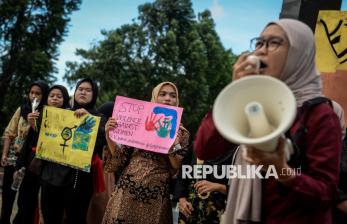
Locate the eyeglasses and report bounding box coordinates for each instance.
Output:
[250,36,285,52]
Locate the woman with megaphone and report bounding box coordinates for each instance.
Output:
[195,19,342,224]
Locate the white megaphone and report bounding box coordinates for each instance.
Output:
[213,75,297,160]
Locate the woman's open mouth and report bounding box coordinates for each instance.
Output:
[260,60,267,69]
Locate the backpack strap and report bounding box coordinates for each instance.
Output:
[286,97,332,169]
[301,97,332,110]
[292,97,332,142]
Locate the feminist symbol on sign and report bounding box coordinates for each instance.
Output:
[60,126,77,154]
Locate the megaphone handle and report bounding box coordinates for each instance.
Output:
[284,138,294,161]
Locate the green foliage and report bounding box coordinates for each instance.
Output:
[0,0,81,133]
[65,0,238,135]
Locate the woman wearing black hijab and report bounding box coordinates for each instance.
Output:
[87,101,115,224]
[40,78,105,224]
[13,81,50,224]
[1,80,48,224]
[19,80,50,121]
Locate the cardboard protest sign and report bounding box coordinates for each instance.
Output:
[315,10,347,123]
[109,96,183,154]
[36,106,100,172]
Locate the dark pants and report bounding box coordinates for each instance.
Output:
[41,183,65,224]
[333,209,347,224]
[0,165,17,224]
[41,172,94,224]
[13,170,41,224]
[334,174,347,224]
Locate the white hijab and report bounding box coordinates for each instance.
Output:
[273,19,323,107]
[224,19,324,224]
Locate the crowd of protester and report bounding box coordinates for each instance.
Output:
[1,19,347,224]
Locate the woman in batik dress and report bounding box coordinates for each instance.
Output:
[102,82,190,224]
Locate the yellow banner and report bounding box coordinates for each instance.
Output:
[36,106,100,172]
[315,10,347,123]
[315,10,347,72]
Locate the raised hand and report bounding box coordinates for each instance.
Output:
[72,116,96,151]
[145,112,161,131]
[232,51,258,80]
[156,117,171,138]
[76,116,96,135]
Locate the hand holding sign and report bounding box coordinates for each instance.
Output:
[110,96,183,154]
[36,106,100,172]
[106,117,117,133]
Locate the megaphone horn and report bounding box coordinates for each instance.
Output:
[213,75,296,158]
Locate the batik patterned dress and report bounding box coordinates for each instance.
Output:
[102,127,189,224]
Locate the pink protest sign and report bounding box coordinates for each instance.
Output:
[109,96,183,154]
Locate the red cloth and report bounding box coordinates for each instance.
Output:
[92,154,105,193]
[194,111,235,160]
[262,103,341,224]
[34,205,40,224]
[195,104,341,223]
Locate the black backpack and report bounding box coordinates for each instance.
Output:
[286,97,333,170]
